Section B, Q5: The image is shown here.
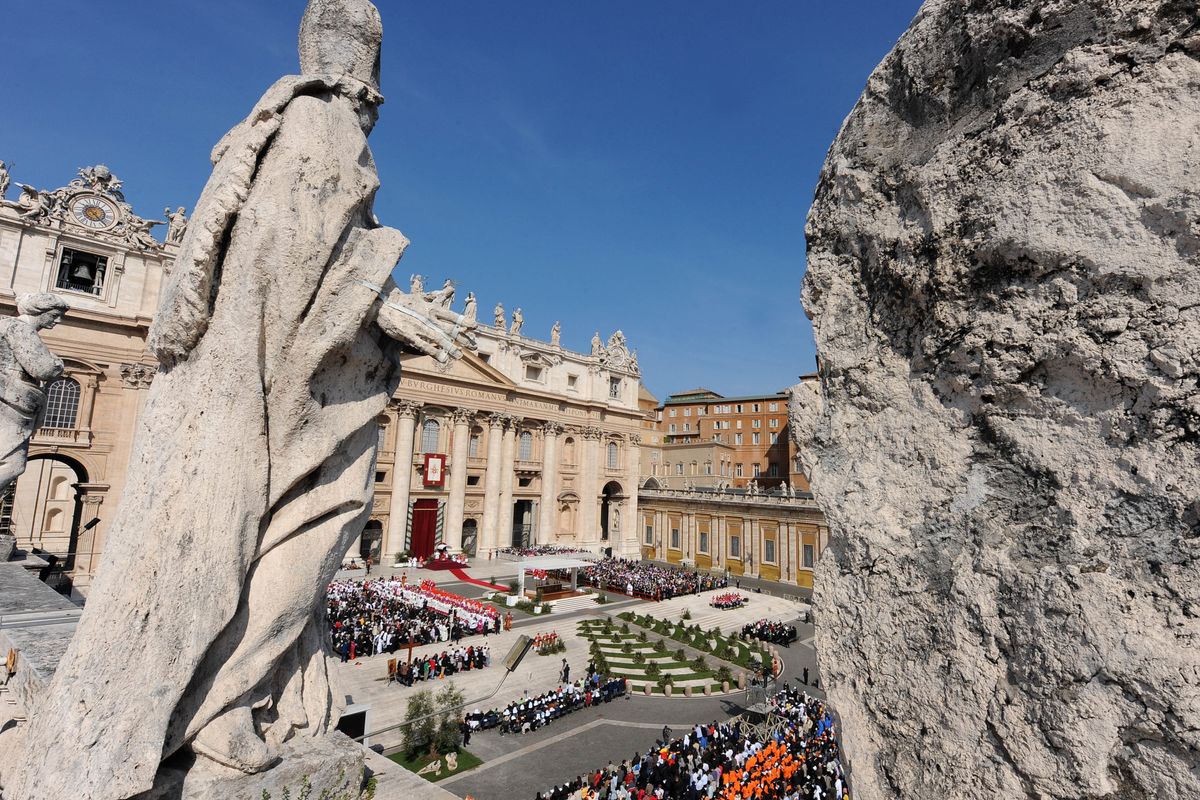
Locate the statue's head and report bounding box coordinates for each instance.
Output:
[16,293,69,330]
[299,0,383,94]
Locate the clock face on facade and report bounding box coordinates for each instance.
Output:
[70,194,119,230]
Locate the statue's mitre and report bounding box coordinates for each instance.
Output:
[298,0,383,92]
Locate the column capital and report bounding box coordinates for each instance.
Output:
[450,407,476,426]
[627,433,642,446]
[392,399,423,419]
[581,426,603,441]
[542,421,564,437]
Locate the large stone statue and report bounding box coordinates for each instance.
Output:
[1,2,475,799]
[463,291,477,322]
[0,293,68,494]
[494,301,505,329]
[510,307,524,336]
[165,206,189,243]
[0,160,10,199]
[793,2,1200,799]
[551,320,561,347]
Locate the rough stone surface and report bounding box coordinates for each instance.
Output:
[0,2,474,799]
[792,2,1200,798]
[145,732,364,800]
[0,534,14,563]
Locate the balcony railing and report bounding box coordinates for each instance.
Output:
[32,427,90,446]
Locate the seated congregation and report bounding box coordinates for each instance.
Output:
[571,558,729,601]
[388,643,492,686]
[466,669,627,736]
[535,685,848,800]
[710,593,747,610]
[741,619,797,646]
[328,577,500,660]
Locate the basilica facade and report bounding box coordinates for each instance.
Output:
[0,164,647,589]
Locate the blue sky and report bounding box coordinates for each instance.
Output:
[0,1,921,399]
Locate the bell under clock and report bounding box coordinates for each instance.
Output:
[69,194,119,230]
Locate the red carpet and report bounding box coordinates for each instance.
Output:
[447,567,507,591]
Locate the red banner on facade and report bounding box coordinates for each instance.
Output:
[423,453,446,487]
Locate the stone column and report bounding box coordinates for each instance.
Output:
[444,407,474,552]
[385,400,421,558]
[579,427,603,546]
[623,433,641,556]
[496,418,520,549]
[479,413,508,555]
[537,422,562,545]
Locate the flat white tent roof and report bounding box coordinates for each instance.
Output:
[516,556,596,571]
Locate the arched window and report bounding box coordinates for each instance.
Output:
[420,419,440,453]
[519,431,533,461]
[606,441,619,469]
[469,428,482,458]
[42,378,80,429]
[377,422,390,451]
[675,462,684,476]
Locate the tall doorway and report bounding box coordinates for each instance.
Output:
[461,519,479,556]
[410,499,439,559]
[600,481,623,542]
[359,519,383,563]
[511,500,534,548]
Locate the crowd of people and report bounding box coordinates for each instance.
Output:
[710,593,747,610]
[465,669,627,736]
[741,619,797,645]
[533,631,562,654]
[497,545,590,558]
[535,685,848,800]
[327,577,500,660]
[390,643,491,685]
[570,559,729,600]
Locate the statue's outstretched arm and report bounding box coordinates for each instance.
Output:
[371,282,477,364]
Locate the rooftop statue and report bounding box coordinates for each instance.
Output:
[1,2,475,798]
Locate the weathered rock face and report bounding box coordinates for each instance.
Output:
[792,2,1200,798]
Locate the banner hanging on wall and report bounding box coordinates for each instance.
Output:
[423,453,446,487]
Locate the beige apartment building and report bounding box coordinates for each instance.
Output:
[0,164,648,589]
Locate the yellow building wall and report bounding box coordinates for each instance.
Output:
[666,513,683,564]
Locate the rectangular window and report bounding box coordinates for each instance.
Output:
[769,402,778,412]
[645,523,654,545]
[753,463,761,477]
[752,419,761,429]
[736,420,743,430]
[670,528,681,549]
[803,544,815,568]
[735,463,744,477]
[469,434,481,457]
[669,423,676,433]
[699,530,709,553]
[735,404,743,413]
[735,433,743,445]
[713,434,721,443]
[770,433,779,444]
[752,433,760,445]
[730,535,741,559]
[669,409,677,418]
[676,462,684,475]
[704,462,713,475]
[567,374,578,389]
[56,247,108,296]
[696,407,704,416]
[609,377,622,399]
[525,365,544,382]
[683,408,691,417]
[764,539,776,564]
[683,423,691,432]
[374,471,386,484]
[768,463,780,477]
[467,475,481,486]
[770,418,779,428]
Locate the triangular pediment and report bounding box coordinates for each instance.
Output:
[402,349,516,389]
